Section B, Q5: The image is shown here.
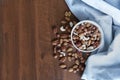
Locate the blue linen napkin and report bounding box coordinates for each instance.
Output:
[65,0,120,80]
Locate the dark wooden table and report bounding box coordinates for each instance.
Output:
[0,0,82,80]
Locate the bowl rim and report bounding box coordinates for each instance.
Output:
[71,20,104,53]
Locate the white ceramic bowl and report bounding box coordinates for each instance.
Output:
[71,20,104,53]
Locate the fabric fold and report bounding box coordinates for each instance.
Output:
[82,0,120,26]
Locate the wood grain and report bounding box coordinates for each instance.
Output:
[0,0,82,80]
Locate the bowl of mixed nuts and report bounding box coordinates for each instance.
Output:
[71,20,104,52]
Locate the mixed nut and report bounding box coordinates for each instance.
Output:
[51,11,90,74]
[72,22,101,51]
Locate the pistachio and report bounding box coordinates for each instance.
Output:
[65,11,69,17]
[68,12,72,16]
[65,11,71,17]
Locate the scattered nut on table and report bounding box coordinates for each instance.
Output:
[52,11,91,74]
[59,63,67,69]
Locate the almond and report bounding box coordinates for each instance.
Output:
[75,59,80,65]
[59,63,67,69]
[59,56,66,62]
[68,68,73,72]
[67,47,73,52]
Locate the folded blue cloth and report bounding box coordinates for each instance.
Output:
[65,0,120,80]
